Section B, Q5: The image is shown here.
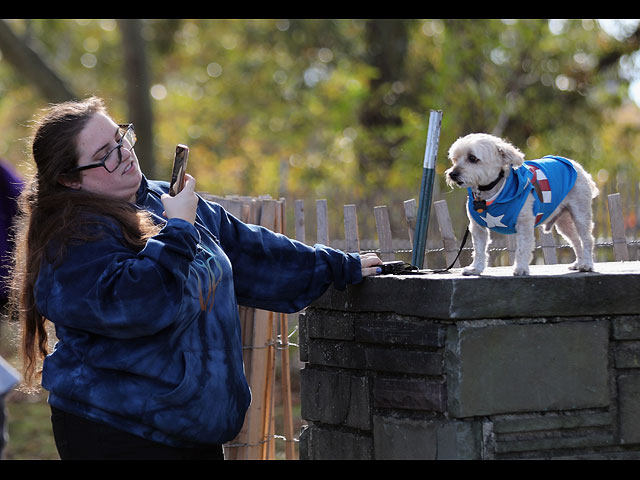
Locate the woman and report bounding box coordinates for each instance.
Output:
[8,97,382,460]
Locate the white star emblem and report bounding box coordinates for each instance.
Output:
[481,212,507,228]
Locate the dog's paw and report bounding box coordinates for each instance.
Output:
[569,262,594,272]
[513,266,530,276]
[462,266,482,276]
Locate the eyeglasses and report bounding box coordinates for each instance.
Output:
[65,124,136,174]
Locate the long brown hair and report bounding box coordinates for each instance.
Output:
[8,97,160,389]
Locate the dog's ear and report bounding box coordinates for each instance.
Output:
[495,139,525,167]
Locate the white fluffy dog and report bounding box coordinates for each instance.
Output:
[445,133,599,276]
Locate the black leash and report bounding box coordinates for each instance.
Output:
[430,226,470,273]
[380,226,470,275]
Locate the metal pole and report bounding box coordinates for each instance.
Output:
[411,110,443,269]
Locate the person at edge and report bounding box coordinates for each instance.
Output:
[8,97,383,460]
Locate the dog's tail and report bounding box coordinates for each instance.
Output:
[576,161,599,199]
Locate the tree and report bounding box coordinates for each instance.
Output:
[0,19,156,176]
[117,19,156,177]
[357,19,413,194]
[0,19,76,102]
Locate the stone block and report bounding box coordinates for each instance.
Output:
[306,339,443,375]
[615,341,640,369]
[306,309,355,341]
[372,415,481,460]
[446,321,610,417]
[354,315,447,347]
[298,310,309,362]
[618,373,640,444]
[373,377,446,411]
[373,415,436,459]
[364,345,442,375]
[612,316,640,340]
[492,411,612,434]
[298,424,310,460]
[311,262,640,320]
[435,421,483,460]
[494,431,615,455]
[306,339,366,369]
[491,411,615,457]
[300,367,370,430]
[301,424,373,460]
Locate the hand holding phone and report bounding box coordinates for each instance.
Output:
[169,144,189,197]
[161,173,197,225]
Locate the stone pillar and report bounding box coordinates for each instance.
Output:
[298,262,640,459]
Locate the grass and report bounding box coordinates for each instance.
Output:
[3,391,59,460]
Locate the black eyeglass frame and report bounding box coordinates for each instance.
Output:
[64,124,136,174]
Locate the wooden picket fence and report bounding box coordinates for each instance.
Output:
[199,187,636,460]
[295,192,637,267]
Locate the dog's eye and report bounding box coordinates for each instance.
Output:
[468,154,480,164]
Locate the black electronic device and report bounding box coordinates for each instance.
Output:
[169,144,189,196]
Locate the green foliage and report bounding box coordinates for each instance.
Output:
[0,19,639,239]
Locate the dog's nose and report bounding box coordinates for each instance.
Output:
[448,170,460,181]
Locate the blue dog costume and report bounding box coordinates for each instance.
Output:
[467,155,577,234]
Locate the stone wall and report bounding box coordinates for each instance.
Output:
[298,262,640,459]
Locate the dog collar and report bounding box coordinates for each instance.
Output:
[477,169,505,191]
[472,170,505,212]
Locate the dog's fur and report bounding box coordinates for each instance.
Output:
[445,133,599,276]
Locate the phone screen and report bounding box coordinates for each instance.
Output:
[169,144,189,196]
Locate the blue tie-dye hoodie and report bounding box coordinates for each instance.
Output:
[37,176,362,447]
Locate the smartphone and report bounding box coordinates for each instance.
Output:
[169,144,189,196]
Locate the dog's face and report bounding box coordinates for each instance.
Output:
[445,133,525,189]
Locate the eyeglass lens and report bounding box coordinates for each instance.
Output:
[105,126,136,172]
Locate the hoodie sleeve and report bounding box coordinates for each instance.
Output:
[212,204,363,313]
[35,217,200,339]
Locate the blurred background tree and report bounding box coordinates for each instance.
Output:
[0,18,639,241]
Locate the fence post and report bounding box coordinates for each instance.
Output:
[539,230,558,265]
[506,235,516,265]
[608,192,629,261]
[433,200,460,268]
[294,199,306,244]
[374,205,394,261]
[343,204,360,253]
[316,199,329,246]
[403,199,417,245]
